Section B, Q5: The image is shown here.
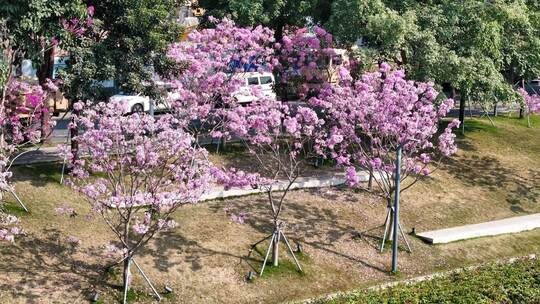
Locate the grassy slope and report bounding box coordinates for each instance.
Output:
[402,115,540,230]
[313,114,540,304]
[0,115,538,303]
[314,257,540,304]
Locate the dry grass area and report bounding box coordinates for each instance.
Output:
[0,115,539,303]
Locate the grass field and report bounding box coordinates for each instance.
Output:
[0,115,538,303]
[313,256,540,304]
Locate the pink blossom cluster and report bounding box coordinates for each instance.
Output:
[1,80,56,242]
[224,206,247,224]
[62,100,212,256]
[55,203,77,217]
[517,88,540,114]
[210,167,266,190]
[166,18,276,136]
[61,5,94,38]
[221,98,325,229]
[104,241,128,258]
[309,63,460,194]
[66,236,82,245]
[226,98,323,148]
[0,164,12,193]
[276,26,338,99]
[0,213,22,243]
[1,80,50,145]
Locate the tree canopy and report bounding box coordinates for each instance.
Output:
[326,0,540,107]
[61,0,183,102]
[197,0,333,39]
[1,0,88,83]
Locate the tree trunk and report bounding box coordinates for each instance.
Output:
[520,80,525,119]
[368,170,373,191]
[122,255,132,299]
[70,109,80,165]
[274,19,284,42]
[386,197,394,241]
[459,95,466,134]
[37,46,55,142]
[493,103,498,116]
[272,230,280,267]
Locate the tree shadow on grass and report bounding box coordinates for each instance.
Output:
[10,163,64,188]
[0,229,105,303]
[139,230,261,274]
[442,155,540,213]
[506,168,540,213]
[209,194,355,244]
[207,190,388,275]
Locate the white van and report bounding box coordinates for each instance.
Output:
[232,72,277,104]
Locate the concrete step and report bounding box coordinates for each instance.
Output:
[417,213,540,244]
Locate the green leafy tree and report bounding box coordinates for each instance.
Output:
[61,0,183,102]
[1,0,88,141]
[327,0,540,129]
[198,0,332,39]
[1,0,87,84]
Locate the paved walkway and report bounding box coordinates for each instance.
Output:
[11,147,378,201]
[417,213,540,244]
[12,147,63,165]
[201,172,373,201]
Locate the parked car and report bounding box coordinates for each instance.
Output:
[524,79,540,95]
[109,92,171,114]
[109,93,150,113]
[232,72,277,104]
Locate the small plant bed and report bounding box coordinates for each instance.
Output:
[313,256,540,304]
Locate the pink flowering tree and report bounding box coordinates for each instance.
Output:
[275,25,347,100]
[517,88,540,127]
[223,98,324,275]
[0,79,52,240]
[310,63,460,250]
[165,17,276,140]
[61,101,211,299]
[0,3,92,216]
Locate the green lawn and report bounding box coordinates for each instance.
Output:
[313,257,540,304]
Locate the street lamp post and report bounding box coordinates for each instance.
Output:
[391,144,403,273]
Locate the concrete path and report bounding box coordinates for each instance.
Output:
[12,147,63,165]
[417,213,540,244]
[201,172,373,201]
[12,148,379,201]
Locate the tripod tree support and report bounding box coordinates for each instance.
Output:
[254,222,303,277]
[9,189,29,213]
[122,256,161,304]
[379,203,411,254]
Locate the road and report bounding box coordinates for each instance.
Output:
[49,114,71,144]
